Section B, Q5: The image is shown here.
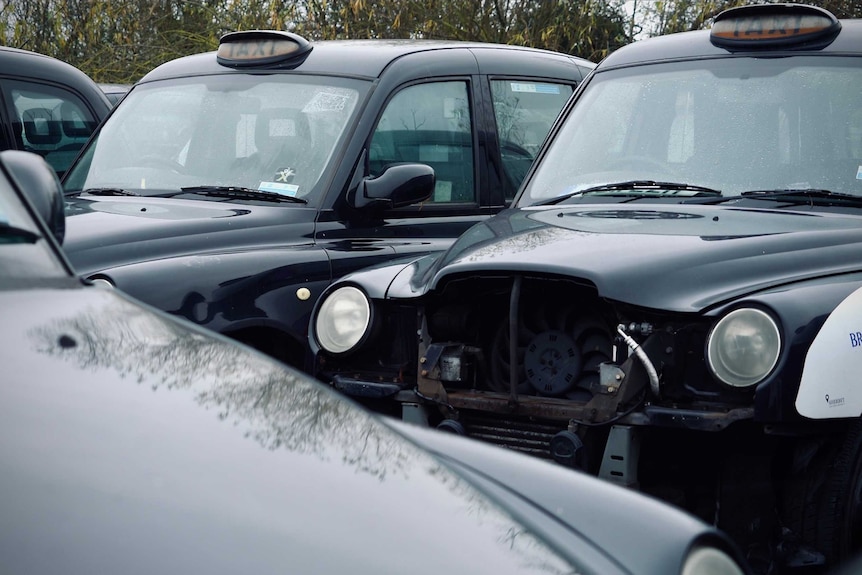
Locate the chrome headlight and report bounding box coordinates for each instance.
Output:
[707,307,780,388]
[314,285,371,355]
[681,546,745,575]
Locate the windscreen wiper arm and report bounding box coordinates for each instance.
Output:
[175,186,308,204]
[743,188,862,202]
[74,188,141,197]
[539,180,722,205]
[687,188,862,206]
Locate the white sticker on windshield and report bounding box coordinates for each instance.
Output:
[303,90,351,113]
[259,181,299,196]
[510,82,561,95]
[856,165,862,180]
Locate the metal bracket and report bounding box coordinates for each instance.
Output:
[598,425,641,488]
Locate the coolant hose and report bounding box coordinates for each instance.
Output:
[616,324,660,398]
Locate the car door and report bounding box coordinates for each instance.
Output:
[0,79,102,178]
[322,72,580,281]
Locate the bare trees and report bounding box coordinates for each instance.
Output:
[0,0,628,82]
[8,0,857,84]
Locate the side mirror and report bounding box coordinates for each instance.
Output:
[1,150,66,244]
[352,162,435,210]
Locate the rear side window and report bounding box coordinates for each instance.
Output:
[370,81,475,204]
[491,80,573,199]
[6,80,99,178]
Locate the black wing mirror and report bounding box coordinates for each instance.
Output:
[1,150,66,244]
[351,162,435,210]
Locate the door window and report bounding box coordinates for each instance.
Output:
[7,80,99,177]
[490,80,573,199]
[370,81,474,204]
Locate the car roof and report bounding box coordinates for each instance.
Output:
[140,38,593,83]
[0,46,111,105]
[599,17,862,70]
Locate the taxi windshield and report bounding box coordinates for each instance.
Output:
[63,74,366,203]
[521,56,862,206]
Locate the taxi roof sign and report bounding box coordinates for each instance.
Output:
[217,30,312,68]
[710,4,840,50]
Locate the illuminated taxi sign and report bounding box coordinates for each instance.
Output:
[217,30,312,68]
[711,4,840,50]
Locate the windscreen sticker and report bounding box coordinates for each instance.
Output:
[856,165,862,180]
[797,285,862,419]
[258,181,300,196]
[303,90,351,113]
[510,82,561,95]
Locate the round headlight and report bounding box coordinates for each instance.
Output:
[314,286,371,355]
[707,307,780,388]
[681,546,745,575]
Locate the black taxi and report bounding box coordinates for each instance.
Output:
[308,5,862,573]
[0,46,111,178]
[60,31,594,368]
[0,151,750,575]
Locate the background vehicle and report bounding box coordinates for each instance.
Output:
[98,82,131,106]
[308,5,862,573]
[0,46,111,178]
[1,149,748,575]
[60,31,594,370]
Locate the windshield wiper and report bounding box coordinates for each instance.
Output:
[0,224,40,243]
[75,187,141,197]
[688,188,862,207]
[743,188,862,203]
[538,180,722,205]
[174,186,307,204]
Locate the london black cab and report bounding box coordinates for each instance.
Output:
[1,151,749,575]
[0,46,111,178]
[60,32,594,368]
[308,5,862,573]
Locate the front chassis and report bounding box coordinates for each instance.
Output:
[316,273,861,572]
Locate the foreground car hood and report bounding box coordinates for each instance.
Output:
[63,196,313,273]
[425,205,862,312]
[0,281,578,575]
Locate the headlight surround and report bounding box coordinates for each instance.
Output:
[707,307,781,388]
[681,545,745,575]
[87,275,115,288]
[314,285,372,355]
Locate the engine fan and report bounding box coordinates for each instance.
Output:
[489,301,613,399]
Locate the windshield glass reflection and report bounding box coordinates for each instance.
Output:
[64,75,365,202]
[524,57,862,204]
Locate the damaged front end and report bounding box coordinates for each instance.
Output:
[313,268,838,566]
[314,271,760,478]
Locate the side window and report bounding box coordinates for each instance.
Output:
[490,80,573,199]
[7,80,99,178]
[370,81,474,204]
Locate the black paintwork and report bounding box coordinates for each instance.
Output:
[0,149,749,575]
[61,38,593,368]
[323,204,862,420]
[0,46,111,170]
[308,8,862,572]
